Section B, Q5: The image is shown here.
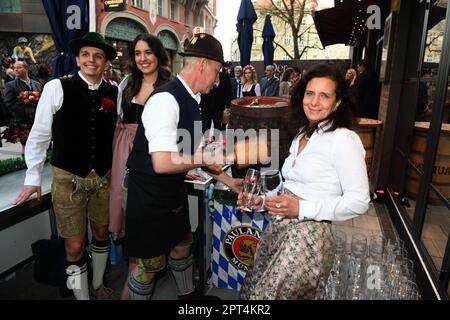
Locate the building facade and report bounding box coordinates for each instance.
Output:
[0,0,217,75]
[230,0,349,64]
[97,0,217,73]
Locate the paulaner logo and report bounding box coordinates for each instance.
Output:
[223,226,262,272]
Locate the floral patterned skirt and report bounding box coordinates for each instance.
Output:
[239,218,336,300]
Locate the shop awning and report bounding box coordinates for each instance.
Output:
[313,0,379,47]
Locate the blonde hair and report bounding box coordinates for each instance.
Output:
[241,64,258,85]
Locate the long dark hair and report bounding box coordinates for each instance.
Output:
[290,64,356,137]
[123,33,172,106]
[281,67,294,82]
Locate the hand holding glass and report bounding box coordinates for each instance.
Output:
[240,169,260,212]
[261,170,284,221]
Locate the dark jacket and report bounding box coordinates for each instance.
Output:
[4,78,43,117]
[230,76,242,99]
[200,72,232,131]
[260,76,280,97]
[353,69,380,119]
[0,90,9,126]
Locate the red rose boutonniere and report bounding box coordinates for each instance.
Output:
[99,97,116,112]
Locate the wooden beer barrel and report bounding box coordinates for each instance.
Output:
[228,96,301,170]
[354,118,383,177]
[405,122,450,204]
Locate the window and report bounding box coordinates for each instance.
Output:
[0,0,21,12]
[132,0,143,9]
[185,8,190,25]
[284,35,292,45]
[158,0,167,17]
[375,0,450,299]
[134,0,151,10]
[200,11,204,27]
[170,0,178,22]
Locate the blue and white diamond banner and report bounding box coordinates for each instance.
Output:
[211,200,269,291]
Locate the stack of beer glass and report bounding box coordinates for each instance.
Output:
[324,231,421,300]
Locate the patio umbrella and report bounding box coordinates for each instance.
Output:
[42,0,89,78]
[262,14,275,67]
[236,0,257,67]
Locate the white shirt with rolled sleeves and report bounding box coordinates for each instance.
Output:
[24,72,102,187]
[142,75,201,153]
[282,122,370,222]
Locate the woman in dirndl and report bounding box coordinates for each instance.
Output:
[239,64,370,300]
[107,33,171,299]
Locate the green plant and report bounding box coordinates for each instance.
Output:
[0,157,26,176]
[0,148,52,176]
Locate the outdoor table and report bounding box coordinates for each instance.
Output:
[210,188,270,291]
[184,170,215,294]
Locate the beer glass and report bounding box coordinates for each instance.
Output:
[260,169,284,221]
[240,168,260,212]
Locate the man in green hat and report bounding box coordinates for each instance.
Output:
[13,32,118,300]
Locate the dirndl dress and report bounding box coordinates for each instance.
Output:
[108,122,138,238]
[239,216,336,300]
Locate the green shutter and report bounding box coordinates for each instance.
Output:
[105,18,146,42]
[157,30,178,51]
[0,0,21,13]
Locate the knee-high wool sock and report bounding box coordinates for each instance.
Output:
[91,238,110,290]
[66,255,89,300]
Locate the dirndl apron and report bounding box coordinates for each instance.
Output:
[123,170,191,259]
[108,122,138,238]
[239,217,336,300]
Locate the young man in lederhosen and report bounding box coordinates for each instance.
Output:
[14,32,118,300]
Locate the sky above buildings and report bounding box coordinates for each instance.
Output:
[214,0,335,60]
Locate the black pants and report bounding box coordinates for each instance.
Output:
[202,109,225,132]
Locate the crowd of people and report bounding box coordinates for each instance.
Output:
[0,30,378,301]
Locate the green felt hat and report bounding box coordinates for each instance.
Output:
[69,32,117,61]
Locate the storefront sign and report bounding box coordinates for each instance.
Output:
[104,0,125,12]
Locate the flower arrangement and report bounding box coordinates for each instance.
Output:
[17,90,41,108]
[1,91,41,145]
[99,97,116,112]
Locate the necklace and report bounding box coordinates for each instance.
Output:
[304,135,310,141]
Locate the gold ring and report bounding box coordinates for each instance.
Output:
[275,203,281,209]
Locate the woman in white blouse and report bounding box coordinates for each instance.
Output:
[239,64,370,300]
